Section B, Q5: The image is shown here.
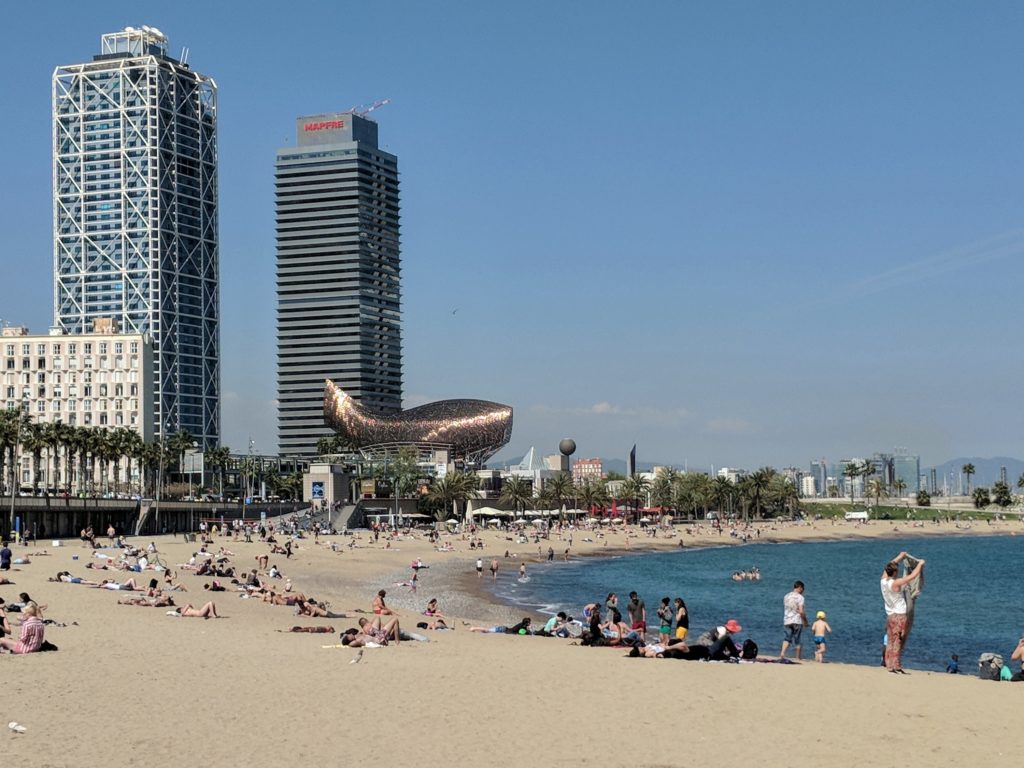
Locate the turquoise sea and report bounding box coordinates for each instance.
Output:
[487,534,1024,671]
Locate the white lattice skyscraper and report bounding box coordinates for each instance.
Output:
[52,26,219,446]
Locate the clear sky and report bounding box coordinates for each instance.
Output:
[3,1,1023,470]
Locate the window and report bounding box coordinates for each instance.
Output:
[52,344,61,355]
[129,342,138,354]
[129,384,137,396]
[114,384,123,397]
[20,344,29,355]
[131,356,139,369]
[99,342,107,354]
[5,345,13,356]
[37,372,45,383]
[52,400,61,411]
[83,413,92,425]
[37,386,45,398]
[68,414,77,426]
[115,412,123,426]
[99,413,107,425]
[83,371,91,383]
[114,399,122,410]
[37,401,45,413]
[37,358,45,369]
[68,343,76,355]
[83,399,92,411]
[68,399,76,411]
[4,387,12,398]
[53,357,62,369]
[114,342,123,354]
[36,344,45,355]
[83,386,92,397]
[83,343,92,354]
[22,358,30,368]
[99,384,108,397]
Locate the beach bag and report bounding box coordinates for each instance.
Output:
[978,653,1003,680]
[1000,665,1013,681]
[741,639,759,660]
[39,640,58,652]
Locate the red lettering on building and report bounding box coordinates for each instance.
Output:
[304,120,346,132]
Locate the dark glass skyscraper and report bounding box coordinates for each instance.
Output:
[53,27,220,446]
[276,113,402,458]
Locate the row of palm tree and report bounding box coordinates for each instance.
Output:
[0,411,242,499]
[494,466,800,522]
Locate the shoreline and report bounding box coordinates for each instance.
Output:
[384,520,1021,628]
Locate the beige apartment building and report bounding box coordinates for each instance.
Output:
[2,319,153,492]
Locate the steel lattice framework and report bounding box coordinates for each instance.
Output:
[52,28,220,446]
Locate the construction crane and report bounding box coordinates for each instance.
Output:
[346,98,391,118]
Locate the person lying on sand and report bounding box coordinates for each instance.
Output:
[341,616,401,647]
[169,601,221,619]
[296,599,353,619]
[49,571,99,586]
[94,578,140,591]
[119,594,176,608]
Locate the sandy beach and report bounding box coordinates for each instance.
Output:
[3,517,1022,768]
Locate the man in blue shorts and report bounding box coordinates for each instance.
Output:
[779,580,808,660]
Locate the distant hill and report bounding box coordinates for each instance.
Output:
[924,457,1024,490]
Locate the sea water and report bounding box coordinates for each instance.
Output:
[488,534,1024,671]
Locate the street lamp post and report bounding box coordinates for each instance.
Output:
[155,418,172,535]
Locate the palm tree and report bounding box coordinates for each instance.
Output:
[116,428,142,495]
[710,476,736,518]
[500,475,533,518]
[745,467,775,519]
[866,477,888,508]
[843,461,860,503]
[576,478,610,517]
[618,474,651,522]
[892,477,907,498]
[650,467,679,512]
[427,471,479,523]
[542,472,575,525]
[205,445,232,501]
[0,408,22,495]
[962,463,976,495]
[972,486,990,509]
[168,429,195,488]
[20,422,47,496]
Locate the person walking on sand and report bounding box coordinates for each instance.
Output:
[780,580,808,660]
[490,558,498,580]
[811,611,832,662]
[881,551,925,673]
[476,558,483,578]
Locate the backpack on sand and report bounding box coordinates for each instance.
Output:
[978,653,1003,680]
[741,639,759,660]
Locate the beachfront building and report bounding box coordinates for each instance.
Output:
[276,113,402,459]
[800,475,817,497]
[716,467,745,484]
[53,27,220,448]
[572,457,604,484]
[892,451,920,496]
[2,322,154,492]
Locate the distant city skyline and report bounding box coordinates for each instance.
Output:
[4,3,1024,468]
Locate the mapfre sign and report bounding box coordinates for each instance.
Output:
[304,120,345,132]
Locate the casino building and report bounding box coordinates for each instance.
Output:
[276,112,402,458]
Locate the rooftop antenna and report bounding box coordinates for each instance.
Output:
[346,98,391,118]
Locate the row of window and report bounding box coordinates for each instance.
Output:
[5,342,138,355]
[4,408,139,428]
[5,356,140,372]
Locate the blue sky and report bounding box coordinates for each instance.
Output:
[3,1,1023,470]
